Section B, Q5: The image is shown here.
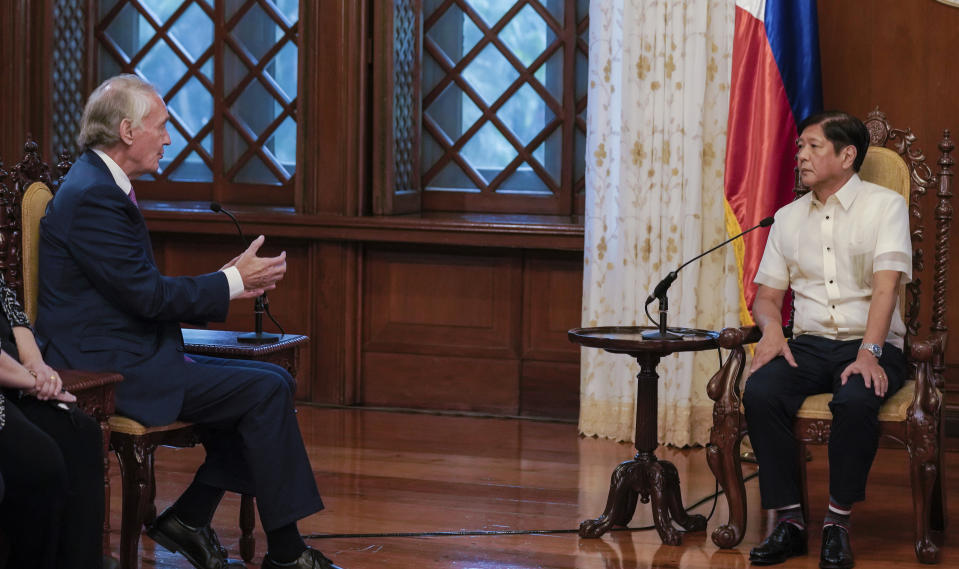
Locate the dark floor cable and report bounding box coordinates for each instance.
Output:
[303,471,759,540]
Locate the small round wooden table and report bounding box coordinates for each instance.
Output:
[569,325,719,545]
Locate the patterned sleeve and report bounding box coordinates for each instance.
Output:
[0,273,32,329]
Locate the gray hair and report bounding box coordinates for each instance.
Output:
[77,74,160,149]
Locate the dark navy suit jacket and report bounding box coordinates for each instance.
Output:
[36,150,230,425]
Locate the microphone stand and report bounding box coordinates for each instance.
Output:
[641,217,774,341]
[210,203,281,344]
[644,288,682,341]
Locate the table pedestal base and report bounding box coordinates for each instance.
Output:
[579,450,707,544]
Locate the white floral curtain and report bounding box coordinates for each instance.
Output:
[580,0,739,445]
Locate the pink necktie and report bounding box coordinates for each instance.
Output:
[129,187,138,207]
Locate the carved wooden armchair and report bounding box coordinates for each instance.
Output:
[14,144,257,569]
[0,141,124,555]
[706,109,952,563]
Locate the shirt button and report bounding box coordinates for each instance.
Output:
[826,247,831,251]
[826,215,830,220]
[829,280,834,284]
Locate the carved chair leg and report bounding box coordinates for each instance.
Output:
[909,441,943,563]
[112,434,157,569]
[706,344,748,549]
[239,494,256,562]
[706,434,746,548]
[100,420,112,557]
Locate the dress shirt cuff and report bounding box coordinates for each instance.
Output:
[753,270,789,291]
[873,251,912,283]
[222,266,245,299]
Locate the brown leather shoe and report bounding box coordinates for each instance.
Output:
[147,510,246,569]
[749,521,808,565]
[261,547,342,569]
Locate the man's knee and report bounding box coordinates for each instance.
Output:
[829,377,881,418]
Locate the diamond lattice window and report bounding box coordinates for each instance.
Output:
[421,0,588,213]
[95,0,298,201]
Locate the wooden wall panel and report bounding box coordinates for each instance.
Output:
[523,252,582,362]
[362,352,520,414]
[520,360,579,420]
[817,0,959,432]
[311,240,361,404]
[363,246,523,358]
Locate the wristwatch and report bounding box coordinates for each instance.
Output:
[860,342,883,359]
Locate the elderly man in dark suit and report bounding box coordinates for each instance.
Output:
[36,74,342,569]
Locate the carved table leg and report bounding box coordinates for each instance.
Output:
[656,458,708,534]
[580,354,707,545]
[579,460,643,537]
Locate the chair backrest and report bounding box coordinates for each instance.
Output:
[21,182,53,322]
[0,140,71,313]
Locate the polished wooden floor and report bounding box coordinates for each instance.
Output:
[110,406,957,568]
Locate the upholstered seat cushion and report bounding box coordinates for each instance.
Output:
[795,380,927,422]
[108,416,194,436]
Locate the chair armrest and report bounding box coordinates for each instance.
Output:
[59,369,124,392]
[58,369,123,419]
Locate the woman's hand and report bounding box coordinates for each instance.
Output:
[24,360,63,400]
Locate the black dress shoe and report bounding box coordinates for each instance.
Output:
[261,547,343,569]
[749,521,808,565]
[820,524,854,569]
[146,510,246,569]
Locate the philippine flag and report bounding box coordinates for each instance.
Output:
[724,0,822,323]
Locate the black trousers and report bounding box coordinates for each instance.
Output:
[0,396,104,569]
[176,355,324,532]
[743,335,906,509]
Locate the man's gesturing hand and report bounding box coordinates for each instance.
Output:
[233,235,286,295]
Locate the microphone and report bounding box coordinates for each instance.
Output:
[209,202,282,344]
[645,216,773,306]
[642,216,774,340]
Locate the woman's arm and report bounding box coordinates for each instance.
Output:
[11,326,74,402]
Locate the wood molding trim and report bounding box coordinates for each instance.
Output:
[142,204,584,251]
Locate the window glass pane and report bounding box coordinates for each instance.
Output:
[137,41,187,96]
[432,161,479,191]
[498,83,554,147]
[266,42,297,102]
[234,154,280,185]
[461,121,514,180]
[426,84,481,144]
[461,44,517,106]
[428,4,482,65]
[500,4,553,68]
[104,3,151,60]
[169,76,213,136]
[268,116,297,171]
[469,0,511,28]
[232,79,274,138]
[234,3,275,63]
[140,0,180,23]
[499,164,550,195]
[169,151,213,181]
[169,2,213,62]
[271,0,298,25]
